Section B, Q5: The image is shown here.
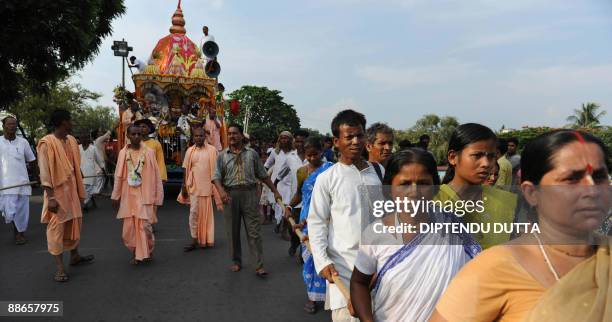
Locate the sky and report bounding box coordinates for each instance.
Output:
[76,0,612,133]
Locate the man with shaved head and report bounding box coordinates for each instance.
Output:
[180,127,219,251]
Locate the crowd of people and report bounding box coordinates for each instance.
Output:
[0,107,610,322]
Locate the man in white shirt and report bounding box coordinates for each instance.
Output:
[199,26,216,53]
[266,132,302,233]
[128,56,146,73]
[0,115,36,245]
[308,109,381,322]
[286,130,310,255]
[79,134,104,211]
[199,25,217,67]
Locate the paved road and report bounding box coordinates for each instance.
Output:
[0,190,326,322]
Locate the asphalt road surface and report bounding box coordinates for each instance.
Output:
[0,189,326,322]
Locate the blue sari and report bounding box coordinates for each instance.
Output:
[300,161,333,302]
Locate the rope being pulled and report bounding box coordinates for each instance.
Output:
[0,174,112,191]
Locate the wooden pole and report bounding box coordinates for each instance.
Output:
[287,216,351,302]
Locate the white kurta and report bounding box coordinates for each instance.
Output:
[307,161,381,310]
[79,145,104,186]
[0,136,36,232]
[94,131,111,162]
[0,136,36,195]
[271,150,302,223]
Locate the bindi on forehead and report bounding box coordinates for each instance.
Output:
[552,141,604,174]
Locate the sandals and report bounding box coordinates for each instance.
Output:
[230,264,241,272]
[15,236,27,245]
[183,244,198,252]
[69,254,95,266]
[255,268,269,278]
[54,272,69,283]
[303,301,316,314]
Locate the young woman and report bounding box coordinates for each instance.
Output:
[284,137,333,314]
[350,149,480,322]
[431,129,611,322]
[436,123,517,249]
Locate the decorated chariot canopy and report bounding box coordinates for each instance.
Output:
[131,0,221,130]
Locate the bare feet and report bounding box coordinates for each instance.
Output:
[230,264,241,272]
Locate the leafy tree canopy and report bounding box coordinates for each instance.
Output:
[5,78,117,141]
[225,86,300,143]
[0,0,125,108]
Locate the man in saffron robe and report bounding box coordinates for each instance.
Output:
[180,127,219,251]
[37,109,94,282]
[112,125,164,264]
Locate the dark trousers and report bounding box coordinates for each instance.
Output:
[223,187,264,269]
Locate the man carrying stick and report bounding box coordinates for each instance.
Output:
[0,114,36,245]
[308,110,381,321]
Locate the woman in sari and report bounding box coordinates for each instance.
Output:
[350,148,481,322]
[430,129,611,322]
[436,123,518,249]
[284,137,333,314]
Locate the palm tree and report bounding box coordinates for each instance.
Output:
[566,102,607,129]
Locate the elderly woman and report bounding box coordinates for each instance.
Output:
[430,129,611,322]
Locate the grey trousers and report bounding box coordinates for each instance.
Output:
[223,187,264,269]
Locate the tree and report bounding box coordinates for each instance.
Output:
[73,105,118,137]
[302,128,326,139]
[497,127,553,151]
[395,114,459,164]
[499,126,611,173]
[566,102,607,129]
[225,86,300,142]
[6,79,116,141]
[0,0,125,108]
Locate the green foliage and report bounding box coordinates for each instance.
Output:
[302,128,326,139]
[0,0,126,107]
[6,80,117,141]
[226,86,300,143]
[566,102,607,129]
[497,127,554,151]
[395,114,459,164]
[73,105,118,138]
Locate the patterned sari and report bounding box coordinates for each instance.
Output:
[300,161,333,302]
